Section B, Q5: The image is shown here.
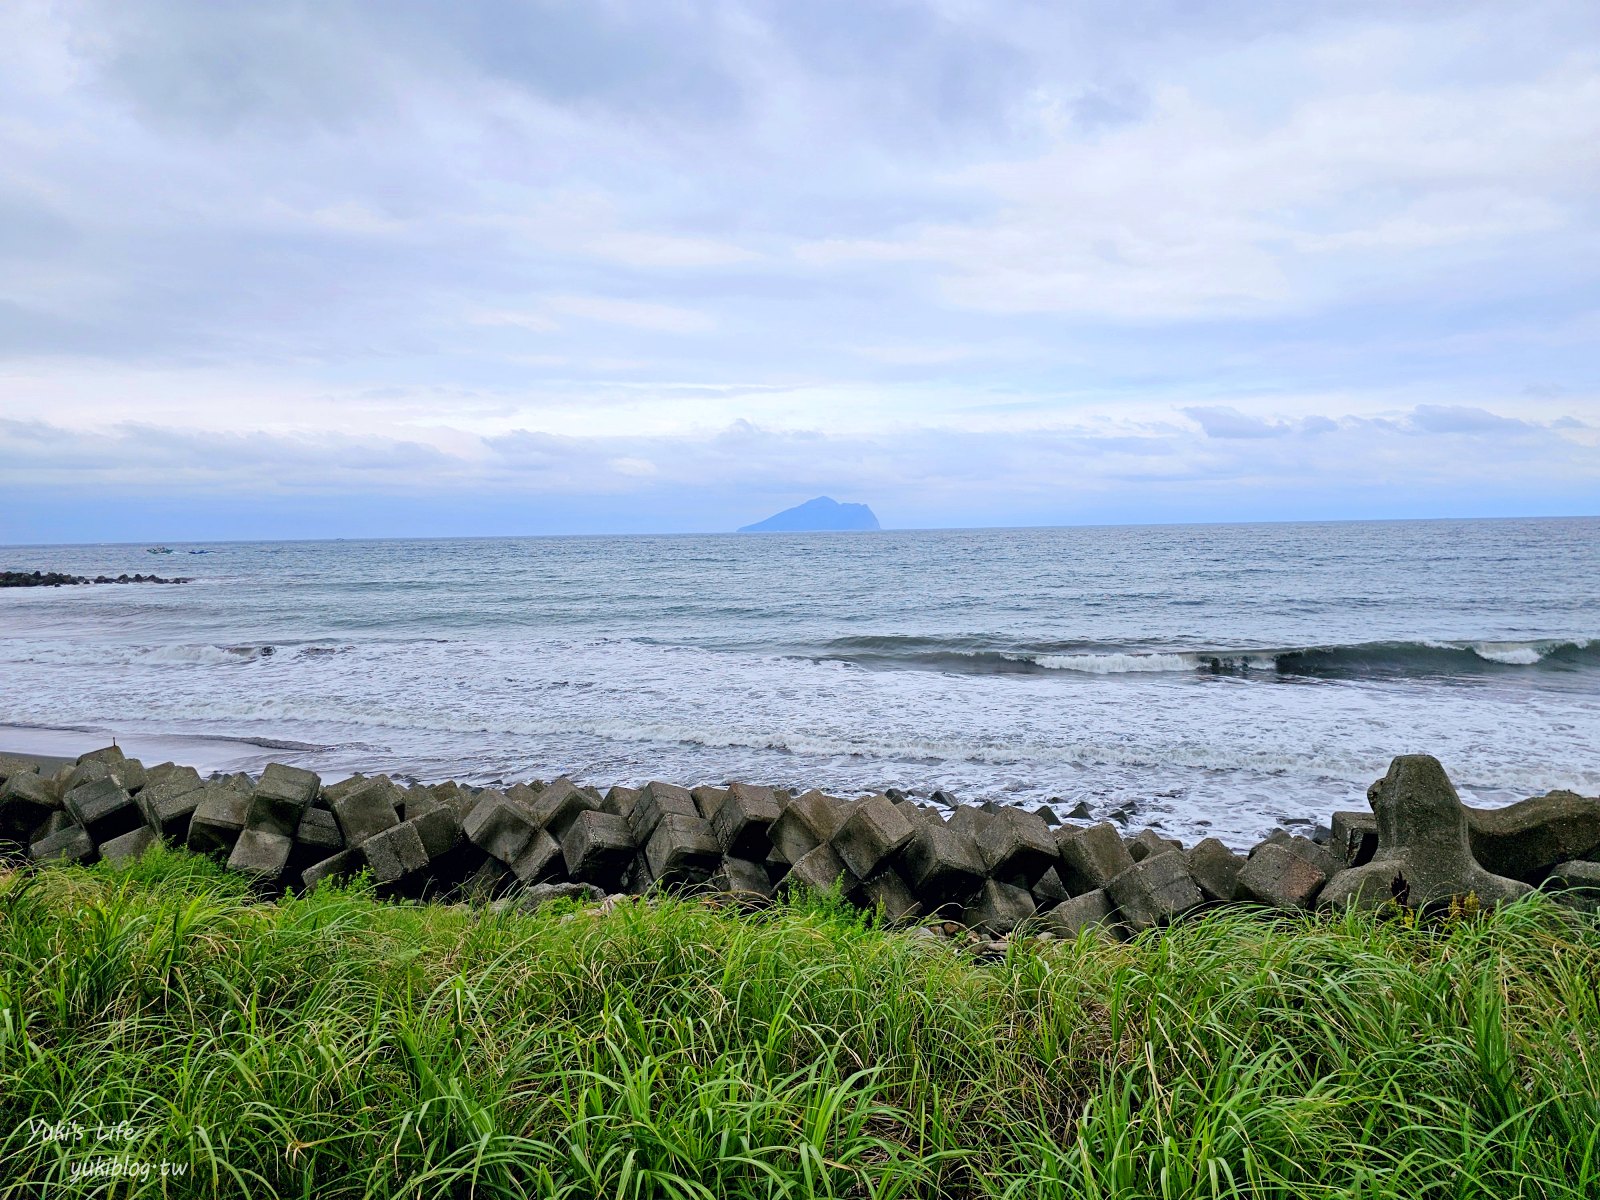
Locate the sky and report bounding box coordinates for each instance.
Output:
[1,0,1597,542]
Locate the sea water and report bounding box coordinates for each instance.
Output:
[2,517,1596,848]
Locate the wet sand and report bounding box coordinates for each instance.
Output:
[0,725,293,778]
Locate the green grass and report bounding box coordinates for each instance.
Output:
[1,846,1597,1198]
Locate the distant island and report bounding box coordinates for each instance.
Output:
[737,496,881,533]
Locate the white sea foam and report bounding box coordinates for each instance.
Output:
[1034,652,1195,673]
[1471,644,1545,666]
[1,641,242,667]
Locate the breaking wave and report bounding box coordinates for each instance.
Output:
[812,636,1599,679]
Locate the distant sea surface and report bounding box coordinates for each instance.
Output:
[3,518,1597,848]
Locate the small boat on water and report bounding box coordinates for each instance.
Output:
[145,546,174,555]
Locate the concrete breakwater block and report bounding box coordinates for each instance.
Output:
[228,827,293,884]
[831,793,914,880]
[1330,811,1379,866]
[99,826,160,864]
[0,770,61,844]
[64,776,145,843]
[1030,866,1073,908]
[361,821,429,885]
[301,849,362,892]
[31,822,97,865]
[0,756,43,785]
[1467,791,1600,883]
[411,805,466,860]
[1059,822,1136,893]
[1186,838,1245,903]
[710,856,774,901]
[899,823,985,909]
[139,774,206,840]
[69,755,145,794]
[862,866,921,924]
[603,785,641,820]
[628,782,697,844]
[530,778,599,837]
[30,811,75,845]
[294,807,345,855]
[503,781,543,816]
[187,785,252,857]
[513,881,606,913]
[1106,852,1204,932]
[463,794,534,861]
[248,764,320,838]
[786,842,859,899]
[712,783,782,860]
[1320,755,1531,912]
[1128,828,1181,862]
[692,785,730,820]
[506,830,564,887]
[364,805,474,896]
[763,844,791,886]
[1282,835,1344,879]
[62,758,111,794]
[976,807,1058,887]
[1039,889,1121,940]
[400,786,442,821]
[329,777,401,846]
[1237,843,1327,909]
[319,774,368,805]
[561,810,634,885]
[963,878,1036,936]
[945,805,992,843]
[1544,860,1600,912]
[769,789,839,862]
[460,857,514,902]
[644,813,720,886]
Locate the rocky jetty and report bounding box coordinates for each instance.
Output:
[2,750,1596,936]
[0,570,191,587]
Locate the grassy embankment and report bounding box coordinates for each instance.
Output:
[1,846,1597,1198]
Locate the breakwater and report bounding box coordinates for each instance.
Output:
[3,748,1597,937]
[0,570,191,587]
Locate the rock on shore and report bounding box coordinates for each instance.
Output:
[2,750,1596,938]
[1,570,191,587]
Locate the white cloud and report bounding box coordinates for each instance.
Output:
[0,1,1597,533]
[608,455,657,477]
[804,43,1600,319]
[542,295,718,334]
[586,231,758,269]
[1182,407,1292,439]
[2,402,1590,506]
[469,308,562,334]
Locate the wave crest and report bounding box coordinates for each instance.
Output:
[814,637,1597,678]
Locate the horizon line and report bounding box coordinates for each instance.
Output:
[4,510,1597,550]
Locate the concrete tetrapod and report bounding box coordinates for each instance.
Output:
[1319,755,1531,913]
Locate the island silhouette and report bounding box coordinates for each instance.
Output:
[737,496,880,532]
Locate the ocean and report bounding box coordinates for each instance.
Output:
[2,517,1596,849]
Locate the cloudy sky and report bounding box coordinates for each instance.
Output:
[2,0,1597,541]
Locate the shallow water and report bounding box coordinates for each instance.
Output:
[3,517,1596,848]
